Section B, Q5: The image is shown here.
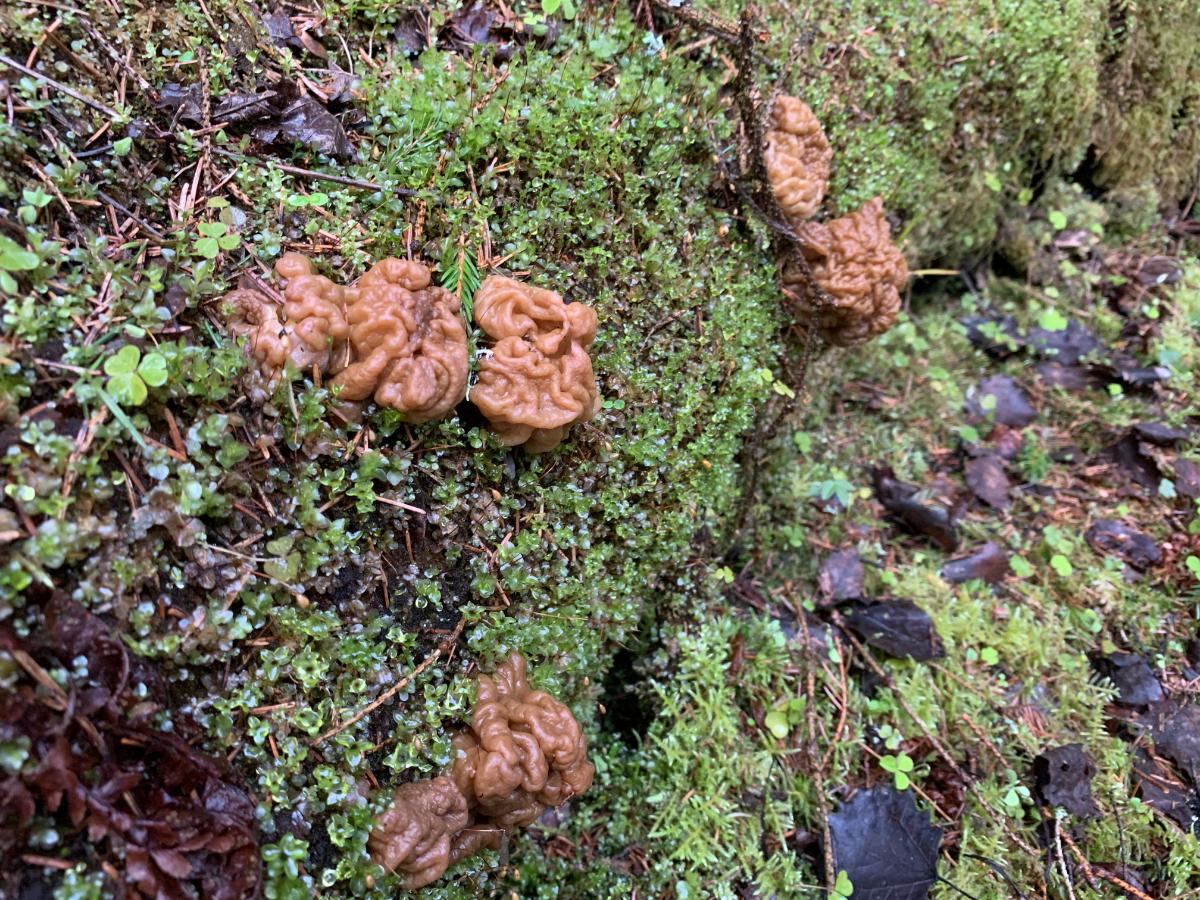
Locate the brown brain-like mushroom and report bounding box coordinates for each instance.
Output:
[471,277,599,453]
[450,652,595,828]
[785,196,909,346]
[765,95,832,222]
[368,776,470,890]
[331,258,469,422]
[275,252,350,372]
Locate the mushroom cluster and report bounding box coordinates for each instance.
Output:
[784,198,908,346]
[764,95,909,345]
[222,261,598,450]
[222,254,468,422]
[368,653,593,890]
[471,276,599,453]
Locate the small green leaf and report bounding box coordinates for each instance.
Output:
[983,172,1002,192]
[1010,556,1034,577]
[0,236,39,271]
[542,0,562,12]
[197,221,228,238]
[1050,554,1073,577]
[104,344,141,376]
[880,756,897,773]
[113,136,133,156]
[764,709,789,739]
[834,870,854,897]
[137,352,168,387]
[106,371,147,406]
[1037,308,1068,332]
[217,233,240,250]
[894,770,910,790]
[194,237,220,258]
[1048,210,1068,230]
[980,646,999,665]
[21,188,53,208]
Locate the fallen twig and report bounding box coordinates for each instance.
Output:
[0,52,121,120]
[210,148,416,197]
[313,617,466,745]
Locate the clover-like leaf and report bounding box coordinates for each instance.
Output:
[195,237,221,258]
[197,221,229,238]
[137,352,169,387]
[107,371,148,406]
[104,344,142,376]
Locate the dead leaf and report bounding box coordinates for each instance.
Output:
[964,455,1011,510]
[828,786,943,900]
[1032,744,1098,817]
[942,542,1009,584]
[842,598,944,661]
[965,374,1037,428]
[1092,652,1163,707]
[1085,520,1161,571]
[872,467,960,552]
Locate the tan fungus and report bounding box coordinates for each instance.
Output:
[785,196,909,346]
[367,776,470,890]
[764,95,832,222]
[274,252,350,371]
[471,276,599,452]
[450,652,595,828]
[331,258,469,422]
[224,289,292,402]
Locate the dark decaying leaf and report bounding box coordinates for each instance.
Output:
[941,541,1010,584]
[1175,458,1200,499]
[262,9,304,52]
[1032,744,1098,817]
[155,79,353,159]
[828,786,943,900]
[1148,699,1200,783]
[1132,422,1192,447]
[1100,433,1161,490]
[872,467,960,552]
[0,593,260,898]
[1085,519,1161,571]
[964,454,1011,510]
[961,315,1023,359]
[842,599,944,661]
[1132,748,1199,834]
[1091,652,1163,707]
[1026,319,1104,365]
[964,374,1037,427]
[819,550,865,604]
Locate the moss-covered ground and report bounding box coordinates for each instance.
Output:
[1,1,1198,898]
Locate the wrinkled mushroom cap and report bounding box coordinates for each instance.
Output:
[224,288,291,403]
[331,258,468,422]
[785,196,908,346]
[368,776,470,890]
[275,253,350,372]
[472,277,599,453]
[450,652,594,828]
[765,95,832,222]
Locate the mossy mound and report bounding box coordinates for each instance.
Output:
[702,0,1200,263]
[0,6,782,896]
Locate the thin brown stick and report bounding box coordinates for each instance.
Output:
[0,52,121,119]
[210,148,415,196]
[313,617,465,745]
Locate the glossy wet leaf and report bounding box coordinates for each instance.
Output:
[942,541,1010,584]
[828,785,942,899]
[964,455,1011,510]
[842,598,944,661]
[137,352,169,388]
[104,344,141,376]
